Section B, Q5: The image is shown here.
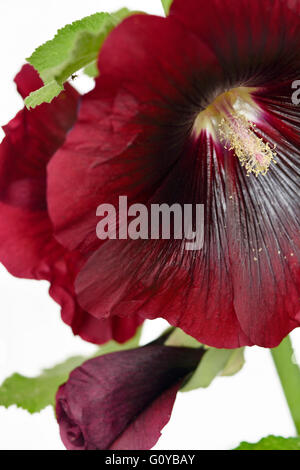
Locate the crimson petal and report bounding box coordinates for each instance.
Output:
[47,15,222,254]
[170,0,300,88]
[48,6,300,347]
[0,65,141,344]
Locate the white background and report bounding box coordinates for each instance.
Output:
[0,0,299,451]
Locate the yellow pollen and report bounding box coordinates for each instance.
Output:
[218,113,277,177]
[192,87,277,177]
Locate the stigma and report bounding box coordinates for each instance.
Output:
[193,87,277,177]
[218,112,276,177]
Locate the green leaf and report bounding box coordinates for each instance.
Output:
[84,61,99,78]
[0,327,142,413]
[181,347,245,392]
[24,81,64,109]
[235,436,300,450]
[0,356,85,413]
[161,0,173,15]
[25,9,131,109]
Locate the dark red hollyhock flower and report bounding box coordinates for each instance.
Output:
[48,0,300,348]
[0,65,142,344]
[56,344,204,450]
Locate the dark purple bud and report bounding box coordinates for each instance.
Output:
[56,345,204,450]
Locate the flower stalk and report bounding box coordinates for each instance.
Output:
[271,336,300,436]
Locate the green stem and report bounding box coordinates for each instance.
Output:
[271,336,300,435]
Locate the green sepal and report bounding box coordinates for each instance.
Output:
[181,347,245,392]
[165,328,201,349]
[161,0,173,15]
[164,328,245,391]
